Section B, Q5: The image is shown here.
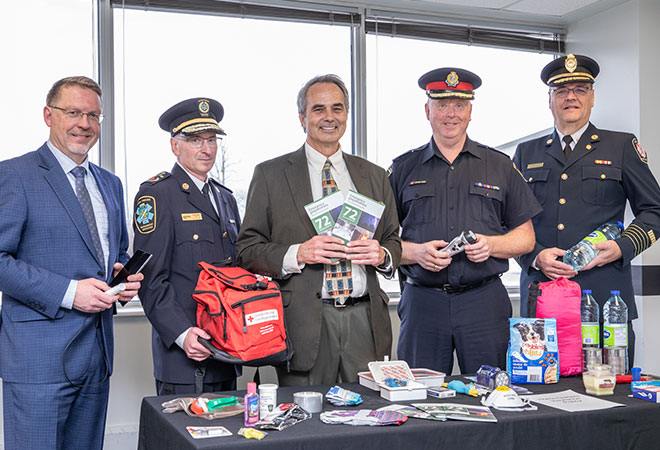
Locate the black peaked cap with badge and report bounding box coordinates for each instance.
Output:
[540,54,600,86]
[418,67,482,100]
[158,97,226,136]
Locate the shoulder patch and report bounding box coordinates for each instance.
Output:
[386,165,393,177]
[144,171,170,185]
[135,195,156,234]
[632,138,648,164]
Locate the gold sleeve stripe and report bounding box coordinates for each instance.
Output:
[649,229,656,244]
[623,224,653,257]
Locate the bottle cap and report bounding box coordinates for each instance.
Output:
[247,382,257,394]
[632,367,642,381]
[611,290,620,295]
[583,289,592,294]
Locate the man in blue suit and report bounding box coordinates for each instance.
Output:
[0,76,142,450]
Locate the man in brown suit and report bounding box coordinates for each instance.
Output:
[237,74,401,386]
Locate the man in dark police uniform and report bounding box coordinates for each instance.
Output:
[388,68,542,375]
[514,54,660,367]
[133,98,241,394]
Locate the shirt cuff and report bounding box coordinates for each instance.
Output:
[60,280,77,309]
[376,247,394,278]
[175,328,191,350]
[282,244,304,277]
[531,256,539,271]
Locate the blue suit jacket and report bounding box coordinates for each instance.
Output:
[0,143,130,383]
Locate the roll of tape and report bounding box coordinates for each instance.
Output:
[293,391,323,414]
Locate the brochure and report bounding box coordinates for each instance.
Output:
[411,403,498,423]
[331,190,386,243]
[377,404,446,421]
[304,191,344,236]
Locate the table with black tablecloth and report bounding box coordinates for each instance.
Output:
[138,376,660,450]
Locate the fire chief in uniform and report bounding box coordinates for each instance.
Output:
[514,55,660,368]
[389,68,542,375]
[133,98,241,395]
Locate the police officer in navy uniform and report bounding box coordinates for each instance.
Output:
[133,98,241,395]
[388,68,542,375]
[514,55,660,368]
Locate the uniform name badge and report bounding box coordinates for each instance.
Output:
[182,213,203,221]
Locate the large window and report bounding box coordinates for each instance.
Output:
[2,0,97,161]
[113,8,352,214]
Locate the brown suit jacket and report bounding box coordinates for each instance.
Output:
[236,146,402,372]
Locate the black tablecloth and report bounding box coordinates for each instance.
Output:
[138,377,660,450]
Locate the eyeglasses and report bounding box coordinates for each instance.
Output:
[49,105,104,124]
[550,86,592,98]
[175,136,221,149]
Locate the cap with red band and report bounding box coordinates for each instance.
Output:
[418,67,482,100]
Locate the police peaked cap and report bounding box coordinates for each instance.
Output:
[418,67,482,100]
[158,97,225,136]
[541,54,600,87]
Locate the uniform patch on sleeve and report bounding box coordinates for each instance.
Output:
[135,196,156,234]
[633,138,648,164]
[386,166,393,177]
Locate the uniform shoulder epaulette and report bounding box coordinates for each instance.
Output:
[210,179,233,194]
[142,171,170,185]
[392,145,426,163]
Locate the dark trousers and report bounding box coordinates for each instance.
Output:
[397,278,511,375]
[156,378,236,396]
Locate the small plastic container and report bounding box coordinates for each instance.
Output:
[583,363,616,396]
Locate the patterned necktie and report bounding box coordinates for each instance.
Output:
[562,135,573,161]
[71,166,105,273]
[202,183,219,220]
[322,160,353,306]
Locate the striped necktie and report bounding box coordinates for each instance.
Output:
[322,159,353,306]
[71,166,105,275]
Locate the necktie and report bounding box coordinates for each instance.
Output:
[202,183,219,220]
[71,166,105,273]
[322,160,353,306]
[562,135,573,161]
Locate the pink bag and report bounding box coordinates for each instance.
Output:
[532,277,583,376]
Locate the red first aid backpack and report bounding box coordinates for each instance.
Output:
[193,262,293,367]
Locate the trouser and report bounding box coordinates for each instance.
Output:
[397,278,511,375]
[276,301,377,386]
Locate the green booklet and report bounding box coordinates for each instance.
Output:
[304,191,344,236]
[331,190,385,243]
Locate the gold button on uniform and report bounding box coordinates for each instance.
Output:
[557,224,565,231]
[600,174,606,179]
[586,144,592,150]
[561,173,568,180]
[528,177,533,182]
[182,183,189,190]
[228,256,232,261]
[222,231,228,238]
[559,198,566,205]
[193,234,199,240]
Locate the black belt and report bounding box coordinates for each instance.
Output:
[322,295,369,307]
[406,275,500,294]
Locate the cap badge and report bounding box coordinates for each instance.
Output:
[198,100,210,116]
[565,54,577,73]
[445,71,459,87]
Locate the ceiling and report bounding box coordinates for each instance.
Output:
[316,0,631,31]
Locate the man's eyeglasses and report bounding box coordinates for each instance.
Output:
[48,105,104,124]
[175,136,221,149]
[550,86,592,98]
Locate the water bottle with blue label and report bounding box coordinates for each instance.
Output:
[603,290,628,374]
[563,222,623,271]
[581,289,599,347]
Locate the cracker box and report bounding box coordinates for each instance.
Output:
[632,381,660,403]
[507,318,559,384]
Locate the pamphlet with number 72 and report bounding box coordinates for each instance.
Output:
[331,190,385,243]
[304,191,344,236]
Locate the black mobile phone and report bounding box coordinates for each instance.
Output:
[110,250,152,305]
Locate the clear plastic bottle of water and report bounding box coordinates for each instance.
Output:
[581,289,600,347]
[603,290,628,374]
[563,222,623,270]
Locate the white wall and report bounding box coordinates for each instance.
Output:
[567,0,660,375]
